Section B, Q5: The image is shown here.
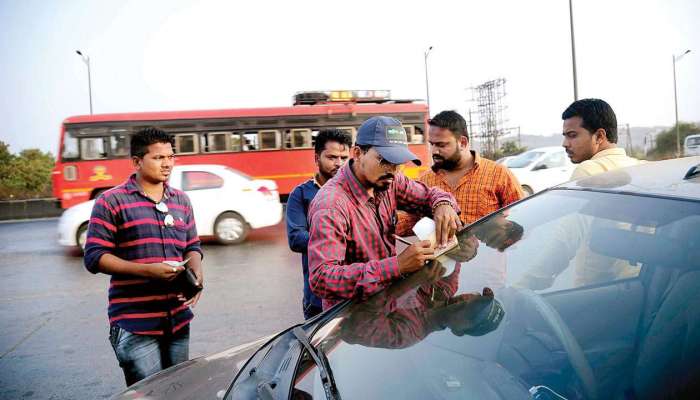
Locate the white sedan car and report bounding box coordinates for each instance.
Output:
[507,146,575,195]
[57,164,283,250]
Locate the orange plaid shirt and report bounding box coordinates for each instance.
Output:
[398,151,523,233]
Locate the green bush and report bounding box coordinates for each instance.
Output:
[648,122,700,160]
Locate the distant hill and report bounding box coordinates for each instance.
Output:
[472,126,672,154]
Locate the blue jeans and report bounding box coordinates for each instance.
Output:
[109,324,190,386]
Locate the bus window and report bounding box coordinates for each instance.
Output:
[205,132,231,153]
[337,126,357,145]
[287,129,312,148]
[410,125,425,144]
[62,132,80,160]
[231,133,242,152]
[259,130,280,150]
[175,134,199,154]
[110,132,129,157]
[81,137,107,160]
[242,132,258,151]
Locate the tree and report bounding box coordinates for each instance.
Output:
[0,141,13,182]
[500,141,528,157]
[648,122,700,160]
[481,141,527,161]
[0,141,55,199]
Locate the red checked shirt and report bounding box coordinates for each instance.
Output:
[340,266,462,349]
[307,160,459,310]
[84,174,202,335]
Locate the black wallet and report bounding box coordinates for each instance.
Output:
[175,267,203,300]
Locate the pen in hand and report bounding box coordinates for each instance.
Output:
[393,234,414,246]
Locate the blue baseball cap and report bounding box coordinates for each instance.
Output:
[355,116,421,166]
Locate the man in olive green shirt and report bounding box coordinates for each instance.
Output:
[562,98,642,179]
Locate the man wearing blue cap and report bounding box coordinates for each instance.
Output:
[307,116,461,310]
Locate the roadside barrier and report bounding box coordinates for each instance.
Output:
[0,198,62,221]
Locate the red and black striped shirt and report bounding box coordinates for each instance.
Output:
[84,174,202,335]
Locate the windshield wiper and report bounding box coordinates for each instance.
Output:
[292,326,342,400]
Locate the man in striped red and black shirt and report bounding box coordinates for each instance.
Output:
[84,127,203,386]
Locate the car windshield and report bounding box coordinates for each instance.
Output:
[292,185,700,399]
[507,151,544,168]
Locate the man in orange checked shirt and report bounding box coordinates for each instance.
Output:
[398,110,523,290]
[400,110,522,230]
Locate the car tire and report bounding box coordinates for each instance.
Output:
[521,185,534,196]
[77,222,89,252]
[214,212,249,245]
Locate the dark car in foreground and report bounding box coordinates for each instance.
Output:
[114,156,700,400]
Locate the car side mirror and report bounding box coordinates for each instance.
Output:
[532,163,548,171]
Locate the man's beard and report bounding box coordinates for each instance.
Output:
[370,173,395,192]
[319,167,339,181]
[432,150,462,171]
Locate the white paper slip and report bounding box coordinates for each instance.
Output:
[412,217,459,258]
[163,257,191,267]
[412,217,436,241]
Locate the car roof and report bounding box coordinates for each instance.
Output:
[556,156,700,201]
[523,146,565,153]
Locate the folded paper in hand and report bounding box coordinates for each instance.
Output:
[412,217,459,258]
[163,257,191,268]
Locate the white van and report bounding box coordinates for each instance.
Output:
[684,134,700,156]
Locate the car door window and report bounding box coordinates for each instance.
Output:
[508,151,543,168]
[182,171,223,191]
[535,152,567,169]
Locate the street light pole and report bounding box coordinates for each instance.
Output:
[568,0,579,101]
[75,50,93,114]
[673,49,690,157]
[424,46,433,115]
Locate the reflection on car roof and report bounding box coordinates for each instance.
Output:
[557,156,700,200]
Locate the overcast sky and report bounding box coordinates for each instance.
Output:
[1,0,698,154]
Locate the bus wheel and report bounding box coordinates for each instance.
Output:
[214,212,249,245]
[521,185,534,197]
[77,222,89,252]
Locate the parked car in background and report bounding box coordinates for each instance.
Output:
[507,146,574,195]
[495,155,515,165]
[113,157,700,400]
[684,133,700,156]
[57,164,283,250]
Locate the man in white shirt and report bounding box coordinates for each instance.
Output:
[562,98,642,179]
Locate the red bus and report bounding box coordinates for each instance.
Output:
[52,90,430,208]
